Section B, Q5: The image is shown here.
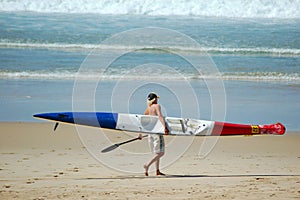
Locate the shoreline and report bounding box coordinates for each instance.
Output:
[1,122,300,199]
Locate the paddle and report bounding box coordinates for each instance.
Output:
[101,135,147,153]
[53,122,59,131]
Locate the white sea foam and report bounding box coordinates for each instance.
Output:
[1,41,299,56]
[0,0,299,18]
[1,70,299,83]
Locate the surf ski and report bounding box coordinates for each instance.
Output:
[33,112,285,136]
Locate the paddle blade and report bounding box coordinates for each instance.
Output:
[101,135,146,153]
[54,122,59,131]
[101,144,119,153]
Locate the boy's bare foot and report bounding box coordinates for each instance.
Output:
[156,170,165,176]
[144,165,148,176]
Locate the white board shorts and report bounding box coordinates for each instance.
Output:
[148,134,165,154]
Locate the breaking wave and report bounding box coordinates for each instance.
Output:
[1,69,299,82]
[1,41,299,56]
[0,0,299,18]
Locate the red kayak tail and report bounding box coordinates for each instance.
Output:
[212,122,286,136]
[259,122,286,135]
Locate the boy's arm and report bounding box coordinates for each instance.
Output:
[139,108,150,140]
[156,105,169,135]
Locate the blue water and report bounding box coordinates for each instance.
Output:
[0,11,299,130]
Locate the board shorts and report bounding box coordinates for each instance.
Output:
[148,134,165,154]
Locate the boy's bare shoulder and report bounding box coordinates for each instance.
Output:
[153,104,161,109]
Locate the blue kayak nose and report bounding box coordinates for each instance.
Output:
[33,112,72,121]
[33,112,118,129]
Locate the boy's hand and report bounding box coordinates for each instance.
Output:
[138,133,143,140]
[164,127,169,135]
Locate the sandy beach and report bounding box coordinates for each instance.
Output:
[1,1,300,199]
[1,122,300,200]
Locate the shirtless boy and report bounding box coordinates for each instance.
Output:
[139,92,169,176]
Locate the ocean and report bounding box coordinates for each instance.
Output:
[0,0,299,130]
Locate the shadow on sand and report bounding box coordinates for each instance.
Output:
[80,174,300,180]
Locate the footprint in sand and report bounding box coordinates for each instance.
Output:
[52,171,65,177]
[73,167,79,172]
[3,184,11,189]
[26,179,34,184]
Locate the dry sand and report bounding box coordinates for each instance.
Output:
[1,122,300,199]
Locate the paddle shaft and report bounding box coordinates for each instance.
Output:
[117,135,147,146]
[101,135,147,153]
